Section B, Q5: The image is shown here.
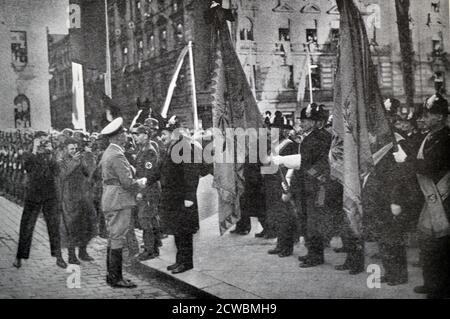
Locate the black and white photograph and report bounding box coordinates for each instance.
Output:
[0,0,449,303]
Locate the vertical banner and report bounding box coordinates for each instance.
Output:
[329,0,394,236]
[72,62,86,131]
[69,0,106,72]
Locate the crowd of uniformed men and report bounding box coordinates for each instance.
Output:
[0,93,449,297]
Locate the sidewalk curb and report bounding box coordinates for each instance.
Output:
[128,260,219,299]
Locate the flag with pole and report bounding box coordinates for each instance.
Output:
[205,3,263,235]
[330,0,395,236]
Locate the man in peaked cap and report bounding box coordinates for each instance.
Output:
[100,118,147,288]
[412,94,450,298]
[131,125,161,261]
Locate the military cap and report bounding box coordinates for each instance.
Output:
[135,125,150,135]
[299,103,323,121]
[61,128,74,137]
[34,131,48,139]
[101,117,126,137]
[423,94,449,116]
[144,118,160,130]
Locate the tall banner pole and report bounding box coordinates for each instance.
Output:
[104,0,112,98]
[307,49,314,104]
[188,41,199,131]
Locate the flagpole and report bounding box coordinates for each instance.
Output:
[188,41,199,131]
[307,48,314,104]
[104,0,112,98]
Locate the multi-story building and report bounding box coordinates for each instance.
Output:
[230,0,450,121]
[106,0,213,128]
[0,0,68,130]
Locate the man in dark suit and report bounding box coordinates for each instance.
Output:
[159,116,204,274]
[13,131,67,269]
[100,118,147,288]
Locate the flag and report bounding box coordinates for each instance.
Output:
[69,0,106,72]
[161,45,190,118]
[329,0,395,236]
[71,62,86,130]
[206,5,263,235]
[296,56,309,107]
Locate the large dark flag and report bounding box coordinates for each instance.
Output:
[205,4,263,234]
[69,0,106,72]
[330,0,395,236]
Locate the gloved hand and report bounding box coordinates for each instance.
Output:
[393,144,407,163]
[391,204,402,216]
[184,200,194,208]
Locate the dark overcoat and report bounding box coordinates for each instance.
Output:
[159,137,203,235]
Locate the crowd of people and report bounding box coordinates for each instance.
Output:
[0,92,449,297]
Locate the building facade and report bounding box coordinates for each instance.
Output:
[230,0,450,121]
[105,0,213,129]
[0,0,68,130]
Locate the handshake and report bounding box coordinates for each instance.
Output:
[135,177,147,189]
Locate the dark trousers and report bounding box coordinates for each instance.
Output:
[379,242,408,282]
[419,233,450,298]
[16,198,61,259]
[341,231,365,272]
[174,233,193,267]
[305,235,325,261]
[276,203,296,252]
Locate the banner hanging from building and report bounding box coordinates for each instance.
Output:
[69,0,106,72]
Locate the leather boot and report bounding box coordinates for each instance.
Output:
[68,247,80,265]
[78,246,94,262]
[108,248,137,289]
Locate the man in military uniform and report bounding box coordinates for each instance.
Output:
[412,94,450,298]
[100,118,147,288]
[273,105,335,268]
[132,125,161,261]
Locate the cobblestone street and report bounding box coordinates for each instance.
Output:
[0,196,200,299]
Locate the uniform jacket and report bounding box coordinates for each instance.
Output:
[159,137,203,235]
[291,128,335,238]
[135,141,161,202]
[415,126,450,233]
[100,143,138,213]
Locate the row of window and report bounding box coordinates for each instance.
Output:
[240,24,339,47]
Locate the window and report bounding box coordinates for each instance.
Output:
[306,29,318,44]
[159,28,167,52]
[122,46,128,65]
[279,28,290,41]
[432,39,442,55]
[137,38,144,59]
[240,17,254,41]
[147,33,155,55]
[307,65,321,90]
[175,23,184,43]
[158,0,165,11]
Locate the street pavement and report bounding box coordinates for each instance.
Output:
[0,175,426,299]
[0,196,200,299]
[141,175,426,299]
